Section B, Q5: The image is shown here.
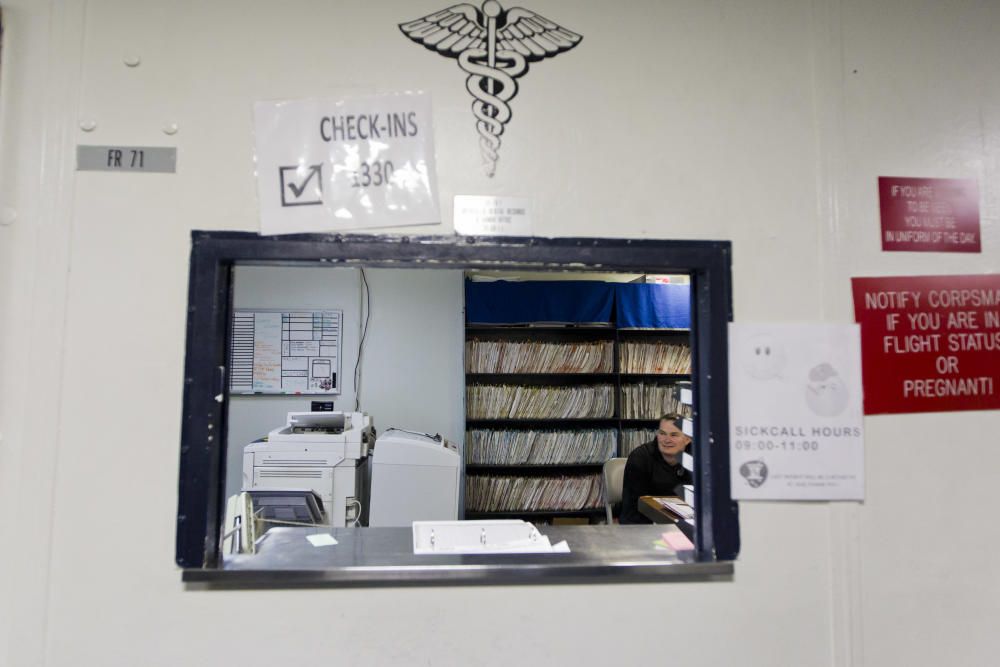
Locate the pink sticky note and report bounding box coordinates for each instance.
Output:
[662,531,694,551]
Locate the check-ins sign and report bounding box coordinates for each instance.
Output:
[254,93,440,234]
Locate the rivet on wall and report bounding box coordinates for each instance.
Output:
[79,120,97,132]
[123,54,141,67]
[0,208,17,226]
[163,123,179,136]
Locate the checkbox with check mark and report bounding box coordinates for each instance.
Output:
[279,164,324,206]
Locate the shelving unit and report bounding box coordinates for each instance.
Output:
[462,280,693,522]
[618,329,691,456]
[464,509,606,520]
[465,463,605,472]
[677,382,696,513]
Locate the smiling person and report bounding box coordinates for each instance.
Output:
[619,413,693,524]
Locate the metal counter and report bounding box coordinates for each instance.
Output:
[183,525,734,588]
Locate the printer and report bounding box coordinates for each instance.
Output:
[242,411,374,527]
[368,428,461,527]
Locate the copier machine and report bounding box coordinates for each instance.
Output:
[242,411,374,527]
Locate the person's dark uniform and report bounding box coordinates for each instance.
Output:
[619,440,692,524]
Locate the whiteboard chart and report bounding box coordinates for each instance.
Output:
[229,309,343,394]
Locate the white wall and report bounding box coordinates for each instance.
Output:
[358,268,465,444]
[823,2,1000,663]
[1,1,998,666]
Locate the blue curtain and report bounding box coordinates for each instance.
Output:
[615,283,691,329]
[465,280,690,328]
[465,281,615,324]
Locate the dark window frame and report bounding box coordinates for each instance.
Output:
[175,232,739,579]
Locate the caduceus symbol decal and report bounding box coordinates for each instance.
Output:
[400,1,582,177]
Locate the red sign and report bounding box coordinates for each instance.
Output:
[851,275,1000,414]
[878,177,980,253]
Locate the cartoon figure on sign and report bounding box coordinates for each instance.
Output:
[399,1,582,177]
[744,333,785,380]
[739,460,768,488]
[805,362,849,417]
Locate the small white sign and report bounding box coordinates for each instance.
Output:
[306,533,338,547]
[729,323,865,501]
[453,195,532,236]
[254,92,440,234]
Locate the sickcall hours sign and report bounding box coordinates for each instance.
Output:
[851,275,1000,414]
